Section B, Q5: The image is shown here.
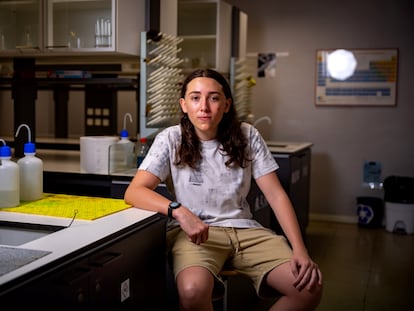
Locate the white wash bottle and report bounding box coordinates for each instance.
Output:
[15,124,43,201]
[0,139,20,207]
[118,112,135,167]
[109,112,135,173]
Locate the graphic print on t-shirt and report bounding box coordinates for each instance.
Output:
[189,170,203,185]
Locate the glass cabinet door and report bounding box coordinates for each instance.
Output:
[0,0,42,53]
[45,0,114,52]
[177,0,232,73]
[178,1,217,69]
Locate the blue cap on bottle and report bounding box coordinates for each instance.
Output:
[120,129,129,138]
[0,145,12,157]
[24,142,36,154]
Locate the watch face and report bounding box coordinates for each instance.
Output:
[170,202,180,209]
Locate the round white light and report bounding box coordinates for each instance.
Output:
[327,49,357,80]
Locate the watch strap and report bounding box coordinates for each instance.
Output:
[168,206,174,219]
[168,202,181,219]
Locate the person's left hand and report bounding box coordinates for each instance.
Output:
[290,251,323,291]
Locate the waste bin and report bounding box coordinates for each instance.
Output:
[356,196,384,228]
[383,175,414,234]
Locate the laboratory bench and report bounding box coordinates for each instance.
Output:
[0,140,312,309]
[1,142,168,308]
[37,140,313,237]
[0,204,167,308]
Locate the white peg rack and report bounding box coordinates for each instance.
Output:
[140,31,184,138]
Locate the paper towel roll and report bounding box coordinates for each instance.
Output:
[80,136,118,174]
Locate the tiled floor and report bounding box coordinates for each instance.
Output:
[306,220,414,311]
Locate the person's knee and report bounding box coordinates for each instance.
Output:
[308,282,323,309]
[294,282,323,311]
[177,280,214,311]
[178,280,206,300]
[266,264,323,310]
[176,268,215,306]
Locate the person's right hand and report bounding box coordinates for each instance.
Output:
[173,206,209,245]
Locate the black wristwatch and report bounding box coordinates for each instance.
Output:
[168,201,181,219]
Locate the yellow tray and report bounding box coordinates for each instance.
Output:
[1,193,131,220]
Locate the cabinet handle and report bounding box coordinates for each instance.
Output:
[77,288,86,303]
[15,45,41,50]
[111,180,131,185]
[45,45,70,49]
[60,266,92,285]
[89,252,122,267]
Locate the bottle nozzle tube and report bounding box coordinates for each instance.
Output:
[15,123,36,154]
[121,112,133,137]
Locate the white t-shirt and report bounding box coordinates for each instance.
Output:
[139,122,279,228]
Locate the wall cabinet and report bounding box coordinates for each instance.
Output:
[0,0,42,53]
[1,214,167,309]
[177,0,233,73]
[0,0,145,56]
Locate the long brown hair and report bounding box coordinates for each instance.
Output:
[176,68,249,169]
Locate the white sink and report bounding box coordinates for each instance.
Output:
[0,212,79,247]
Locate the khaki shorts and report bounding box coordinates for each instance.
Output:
[167,226,292,299]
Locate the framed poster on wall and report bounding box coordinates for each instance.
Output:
[315,48,398,106]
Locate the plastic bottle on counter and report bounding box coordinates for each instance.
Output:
[15,124,43,201]
[109,113,135,173]
[0,139,20,208]
[136,137,149,168]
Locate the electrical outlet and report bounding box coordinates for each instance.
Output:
[121,278,130,302]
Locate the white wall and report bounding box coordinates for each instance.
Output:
[226,0,414,221]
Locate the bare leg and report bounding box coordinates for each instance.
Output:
[266,262,322,311]
[176,266,215,311]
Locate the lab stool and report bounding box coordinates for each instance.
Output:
[215,269,277,311]
[219,269,239,311]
